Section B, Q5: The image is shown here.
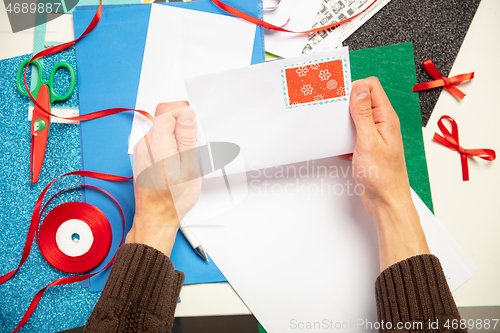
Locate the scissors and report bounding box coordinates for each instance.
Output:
[16,58,75,184]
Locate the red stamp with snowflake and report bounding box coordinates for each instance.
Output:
[282,58,347,108]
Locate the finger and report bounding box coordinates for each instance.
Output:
[337,154,353,161]
[361,77,401,142]
[155,101,189,118]
[350,80,378,140]
[359,77,392,112]
[134,133,170,190]
[148,111,178,162]
[174,107,197,153]
[174,107,200,181]
[152,101,190,160]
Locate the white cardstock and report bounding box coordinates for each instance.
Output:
[128,4,257,154]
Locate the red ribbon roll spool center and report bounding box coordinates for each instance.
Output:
[37,202,112,274]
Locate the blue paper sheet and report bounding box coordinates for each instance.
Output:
[73,0,264,291]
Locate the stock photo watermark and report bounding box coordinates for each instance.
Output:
[248,161,378,198]
[290,318,499,331]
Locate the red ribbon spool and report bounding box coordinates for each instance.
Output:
[0,171,131,332]
[38,202,112,274]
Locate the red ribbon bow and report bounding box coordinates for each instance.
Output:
[413,59,474,100]
[434,115,496,181]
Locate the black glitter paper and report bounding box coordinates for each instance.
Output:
[343,0,481,126]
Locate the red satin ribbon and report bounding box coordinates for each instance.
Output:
[38,202,112,274]
[22,0,153,122]
[413,59,474,100]
[0,171,131,332]
[210,0,378,34]
[434,115,496,181]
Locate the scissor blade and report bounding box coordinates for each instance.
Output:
[30,84,51,184]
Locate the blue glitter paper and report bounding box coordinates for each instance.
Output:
[0,51,101,332]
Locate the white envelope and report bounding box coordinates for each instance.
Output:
[185,47,355,175]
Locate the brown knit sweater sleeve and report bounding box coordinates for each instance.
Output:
[85,243,184,332]
[375,254,466,332]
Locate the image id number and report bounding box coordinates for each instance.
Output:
[445,319,499,330]
[6,2,62,14]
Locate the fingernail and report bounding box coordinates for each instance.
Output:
[355,82,369,100]
[180,108,195,126]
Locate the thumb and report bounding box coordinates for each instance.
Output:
[350,81,377,140]
[175,107,200,181]
[175,107,197,152]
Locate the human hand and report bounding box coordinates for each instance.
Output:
[340,77,411,216]
[126,101,202,256]
[342,77,429,270]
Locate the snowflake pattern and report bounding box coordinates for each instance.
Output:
[301,84,314,96]
[283,58,346,107]
[319,69,331,81]
[296,67,309,77]
[309,63,320,71]
[327,79,338,90]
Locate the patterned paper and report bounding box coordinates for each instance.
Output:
[302,0,392,55]
[282,58,347,108]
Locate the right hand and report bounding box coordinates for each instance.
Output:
[341,77,430,271]
[341,77,412,217]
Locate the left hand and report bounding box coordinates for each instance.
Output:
[126,101,202,256]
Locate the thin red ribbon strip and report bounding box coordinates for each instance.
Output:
[0,171,131,333]
[413,59,474,100]
[433,115,496,181]
[210,0,378,34]
[22,0,153,122]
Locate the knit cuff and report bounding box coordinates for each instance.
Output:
[375,254,465,332]
[86,243,184,332]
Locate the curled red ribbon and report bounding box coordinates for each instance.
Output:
[210,0,377,34]
[434,115,496,181]
[22,0,153,123]
[413,59,474,100]
[0,171,131,332]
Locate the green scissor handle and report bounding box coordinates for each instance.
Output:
[16,58,76,103]
[48,61,76,103]
[16,58,43,99]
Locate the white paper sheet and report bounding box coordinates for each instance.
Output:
[128,4,257,154]
[264,0,323,58]
[185,47,355,175]
[184,157,476,333]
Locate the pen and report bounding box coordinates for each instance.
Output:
[180,219,209,262]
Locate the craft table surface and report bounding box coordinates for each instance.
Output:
[0,0,498,320]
